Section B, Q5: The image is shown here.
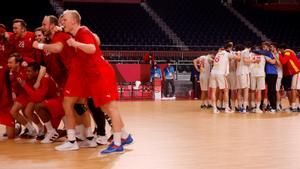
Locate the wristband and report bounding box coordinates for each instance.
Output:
[37,43,44,50]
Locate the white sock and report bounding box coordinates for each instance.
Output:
[121,127,129,139]
[251,101,255,108]
[276,102,280,109]
[44,121,54,132]
[256,102,261,109]
[67,129,76,141]
[292,103,296,109]
[113,132,122,146]
[224,102,229,109]
[75,124,85,140]
[204,99,208,106]
[243,101,248,108]
[25,122,35,132]
[85,127,94,138]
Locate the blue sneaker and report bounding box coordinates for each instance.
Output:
[100,143,124,154]
[121,134,133,146]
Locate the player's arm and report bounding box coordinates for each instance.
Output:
[33,66,47,89]
[32,41,64,53]
[193,58,200,72]
[20,78,49,102]
[66,38,96,54]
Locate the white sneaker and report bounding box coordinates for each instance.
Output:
[55,141,79,151]
[78,139,97,148]
[213,109,220,114]
[41,130,59,144]
[28,129,38,137]
[225,108,234,114]
[256,108,263,114]
[96,135,108,145]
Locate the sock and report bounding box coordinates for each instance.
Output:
[37,124,44,134]
[67,129,76,142]
[75,124,85,140]
[44,121,54,132]
[251,101,255,108]
[204,99,208,106]
[121,127,129,139]
[276,102,280,109]
[25,122,35,132]
[85,127,94,139]
[243,101,248,108]
[256,102,261,109]
[113,132,122,146]
[224,102,229,109]
[292,103,296,109]
[61,116,67,129]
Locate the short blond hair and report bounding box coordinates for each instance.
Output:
[63,9,81,24]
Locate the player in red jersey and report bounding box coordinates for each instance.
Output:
[7,53,38,137]
[17,62,64,142]
[60,10,133,154]
[0,24,15,138]
[33,15,95,150]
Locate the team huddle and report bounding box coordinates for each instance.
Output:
[194,42,300,114]
[0,10,133,155]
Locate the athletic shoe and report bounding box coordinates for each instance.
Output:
[213,109,220,114]
[121,134,133,146]
[41,130,59,144]
[255,108,263,114]
[79,139,97,148]
[100,143,124,154]
[96,135,108,145]
[225,108,234,114]
[54,141,79,151]
[200,105,207,109]
[20,128,37,139]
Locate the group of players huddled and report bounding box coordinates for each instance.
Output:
[0,10,133,155]
[193,41,300,114]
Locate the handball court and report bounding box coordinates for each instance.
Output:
[1,100,300,169]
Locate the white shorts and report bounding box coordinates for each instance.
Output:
[227,72,237,90]
[250,76,265,91]
[209,74,228,90]
[291,73,300,90]
[276,76,282,91]
[200,74,209,91]
[237,74,250,89]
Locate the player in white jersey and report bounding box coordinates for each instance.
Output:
[193,54,213,108]
[249,47,266,113]
[271,43,283,111]
[209,43,233,113]
[236,43,252,113]
[227,50,238,111]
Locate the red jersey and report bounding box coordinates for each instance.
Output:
[23,75,60,103]
[0,33,13,67]
[9,66,30,96]
[43,50,68,88]
[51,32,75,71]
[279,49,300,76]
[9,31,35,60]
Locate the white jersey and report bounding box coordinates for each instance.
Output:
[211,50,230,75]
[198,55,212,77]
[236,49,250,75]
[273,52,283,78]
[250,53,266,77]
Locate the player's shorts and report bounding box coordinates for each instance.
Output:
[87,64,119,107]
[209,74,228,90]
[237,74,250,89]
[282,75,293,91]
[227,72,237,90]
[291,73,300,90]
[63,70,88,98]
[43,97,64,129]
[276,76,282,91]
[199,74,209,91]
[15,93,30,107]
[250,76,265,91]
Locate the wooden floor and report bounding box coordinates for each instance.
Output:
[1,100,300,169]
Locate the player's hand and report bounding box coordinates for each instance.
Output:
[16,77,25,87]
[67,38,79,48]
[33,81,40,89]
[32,41,39,49]
[21,61,28,67]
[54,26,63,32]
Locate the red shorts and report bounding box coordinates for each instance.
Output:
[43,97,65,129]
[15,93,30,107]
[0,108,14,127]
[87,65,118,107]
[63,70,88,98]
